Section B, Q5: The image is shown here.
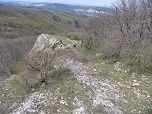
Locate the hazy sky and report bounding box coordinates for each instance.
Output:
[4,0,118,6]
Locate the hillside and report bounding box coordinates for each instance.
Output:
[0,5,85,39]
[0,1,151,113]
[0,5,86,80]
[0,34,151,114]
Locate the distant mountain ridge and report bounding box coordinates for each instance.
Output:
[0,1,111,16]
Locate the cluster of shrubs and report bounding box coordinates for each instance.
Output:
[83,0,152,73]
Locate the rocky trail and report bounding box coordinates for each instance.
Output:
[64,59,124,114]
[12,59,124,114]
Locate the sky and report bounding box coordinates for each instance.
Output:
[4,0,118,7]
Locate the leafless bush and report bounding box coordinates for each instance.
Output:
[50,67,72,79]
[17,47,73,90]
[0,36,37,80]
[74,54,96,63]
[19,50,56,88]
[101,40,121,61]
[84,0,152,72]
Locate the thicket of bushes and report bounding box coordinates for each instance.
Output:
[0,36,37,80]
[84,0,152,73]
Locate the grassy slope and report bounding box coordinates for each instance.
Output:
[50,36,152,113]
[2,4,151,113]
[73,43,152,114]
[0,36,151,113]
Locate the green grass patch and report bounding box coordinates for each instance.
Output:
[69,36,80,40]
[44,67,94,111]
[58,79,94,109]
[84,59,152,113]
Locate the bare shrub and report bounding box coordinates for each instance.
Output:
[0,36,37,80]
[101,40,121,61]
[50,67,72,79]
[83,0,152,72]
[20,50,56,88]
[74,54,96,63]
[17,46,74,90]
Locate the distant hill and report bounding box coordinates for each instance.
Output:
[0,1,111,16]
[0,5,85,39]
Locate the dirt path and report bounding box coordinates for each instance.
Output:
[65,59,124,114]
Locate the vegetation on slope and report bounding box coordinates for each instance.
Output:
[6,35,152,114]
[0,4,86,78]
[0,36,37,80]
[0,5,85,39]
[83,0,152,74]
[1,1,151,113]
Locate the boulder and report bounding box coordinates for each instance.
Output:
[29,34,64,55]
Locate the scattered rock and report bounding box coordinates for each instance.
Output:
[93,69,97,72]
[133,80,137,83]
[147,95,150,98]
[73,106,87,114]
[131,109,137,113]
[132,73,138,78]
[65,60,124,114]
[13,91,57,114]
[138,111,141,113]
[114,62,122,71]
[132,83,140,87]
[39,110,46,114]
[73,97,83,107]
[141,75,150,83]
[60,100,68,105]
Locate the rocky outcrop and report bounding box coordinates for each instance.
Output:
[29,34,64,55]
[12,34,125,114]
[19,34,66,89]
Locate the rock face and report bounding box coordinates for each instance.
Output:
[29,34,64,55]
